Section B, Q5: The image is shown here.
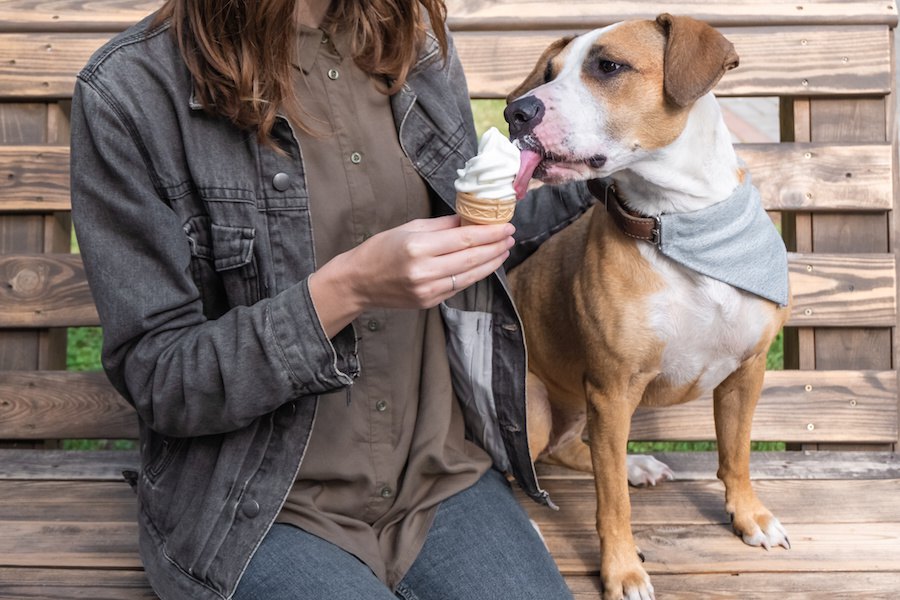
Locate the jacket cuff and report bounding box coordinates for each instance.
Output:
[266,277,359,395]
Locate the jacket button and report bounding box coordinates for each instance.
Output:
[272,172,290,191]
[242,499,261,518]
[380,486,393,498]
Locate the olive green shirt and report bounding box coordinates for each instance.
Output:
[275,26,492,588]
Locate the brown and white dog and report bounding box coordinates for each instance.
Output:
[505,14,791,600]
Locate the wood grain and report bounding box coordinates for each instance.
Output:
[2,143,887,213]
[0,449,138,480]
[444,0,900,30]
[737,143,893,211]
[0,253,889,329]
[0,26,891,101]
[567,573,900,599]
[0,145,70,211]
[0,568,155,600]
[0,371,137,439]
[787,253,896,327]
[629,370,898,443]
[0,253,98,327]
[457,26,892,99]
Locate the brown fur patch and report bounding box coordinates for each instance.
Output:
[579,21,690,152]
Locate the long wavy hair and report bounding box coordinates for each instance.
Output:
[154,0,448,143]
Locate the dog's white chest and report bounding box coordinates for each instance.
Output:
[640,246,773,392]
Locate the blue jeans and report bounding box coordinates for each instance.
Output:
[234,469,573,600]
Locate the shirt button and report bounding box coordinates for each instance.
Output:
[367,319,380,332]
[375,400,388,412]
[242,499,260,518]
[350,151,362,164]
[327,68,340,80]
[272,172,290,191]
[380,486,393,498]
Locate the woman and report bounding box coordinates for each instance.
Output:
[70,0,593,598]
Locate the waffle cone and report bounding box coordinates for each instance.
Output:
[456,191,517,226]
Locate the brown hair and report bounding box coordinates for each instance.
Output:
[154,0,448,144]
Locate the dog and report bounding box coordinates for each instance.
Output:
[504,14,791,600]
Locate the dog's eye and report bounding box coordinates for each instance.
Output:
[598,60,623,75]
[543,60,554,83]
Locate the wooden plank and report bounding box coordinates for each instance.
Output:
[629,370,898,443]
[0,1,162,33]
[0,1,895,34]
[0,568,154,600]
[1,26,891,101]
[536,451,900,481]
[522,479,900,526]
[0,449,138,480]
[444,1,900,30]
[787,253,896,327]
[457,26,892,99]
[0,254,98,328]
[566,573,900,599]
[541,522,900,575]
[0,481,136,521]
[737,143,893,211]
[0,33,109,99]
[0,145,70,211]
[0,521,140,568]
[0,371,137,440]
[2,143,888,213]
[0,252,889,329]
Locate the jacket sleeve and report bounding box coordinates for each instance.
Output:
[70,78,357,438]
[506,180,602,271]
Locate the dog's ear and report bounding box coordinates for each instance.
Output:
[506,36,575,103]
[656,14,739,108]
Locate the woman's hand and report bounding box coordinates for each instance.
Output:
[309,215,515,338]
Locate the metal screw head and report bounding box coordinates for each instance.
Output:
[805,384,813,392]
[807,423,815,431]
[804,308,813,316]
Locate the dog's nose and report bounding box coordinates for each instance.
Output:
[504,96,545,137]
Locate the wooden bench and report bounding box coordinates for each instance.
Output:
[1,1,899,597]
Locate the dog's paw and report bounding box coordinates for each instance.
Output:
[601,559,655,600]
[730,509,791,550]
[626,455,674,487]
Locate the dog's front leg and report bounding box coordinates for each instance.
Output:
[713,353,790,550]
[585,375,655,600]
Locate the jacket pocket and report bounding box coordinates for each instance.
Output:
[184,216,261,314]
[144,436,186,483]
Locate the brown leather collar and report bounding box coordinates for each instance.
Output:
[604,186,661,247]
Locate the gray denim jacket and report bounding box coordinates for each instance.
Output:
[70,14,592,600]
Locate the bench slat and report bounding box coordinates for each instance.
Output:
[0,370,894,443]
[1,143,890,213]
[630,370,898,443]
[0,26,890,101]
[0,251,893,329]
[0,568,155,600]
[0,371,136,439]
[1,1,896,34]
[788,252,896,327]
[0,145,70,211]
[543,522,900,575]
[567,573,900,599]
[739,143,893,211]
[457,25,892,98]
[446,1,900,30]
[0,449,138,480]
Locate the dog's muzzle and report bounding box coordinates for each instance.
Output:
[505,96,546,138]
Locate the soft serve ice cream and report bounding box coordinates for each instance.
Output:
[454,127,521,226]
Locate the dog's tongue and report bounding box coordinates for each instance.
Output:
[514,149,542,200]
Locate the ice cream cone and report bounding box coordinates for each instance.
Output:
[456,191,517,226]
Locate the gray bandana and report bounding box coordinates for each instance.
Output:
[656,173,789,306]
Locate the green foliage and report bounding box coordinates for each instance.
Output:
[66,327,103,372]
[471,99,508,138]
